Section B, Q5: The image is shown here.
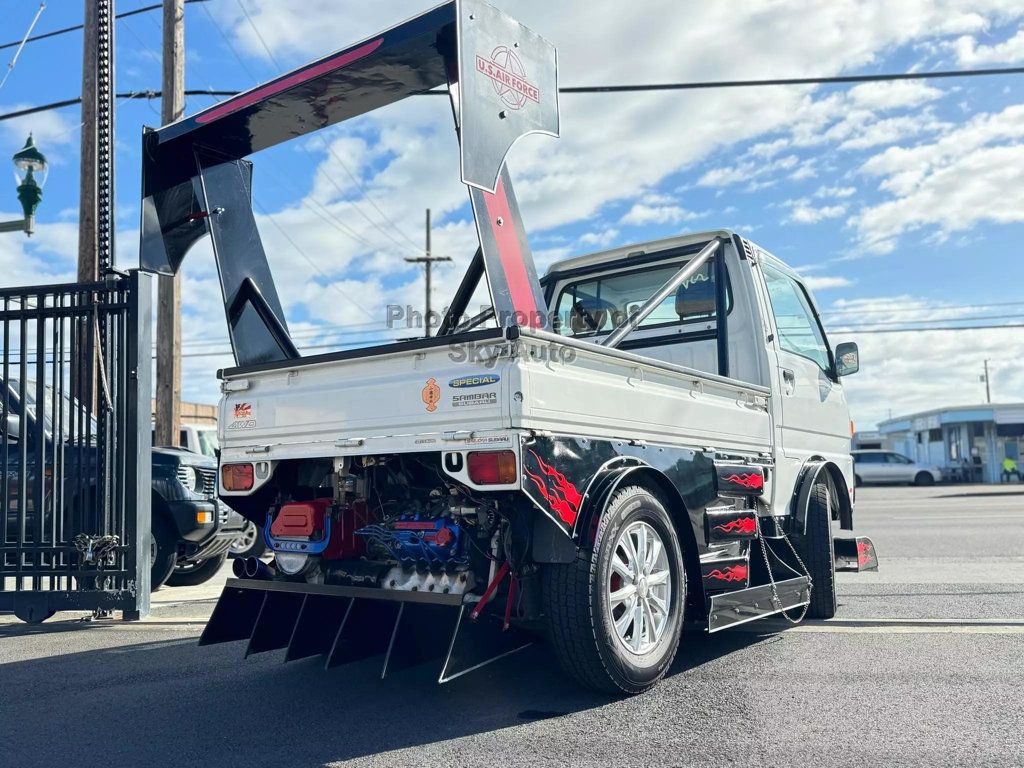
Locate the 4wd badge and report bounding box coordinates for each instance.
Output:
[421,378,441,412]
[476,46,540,110]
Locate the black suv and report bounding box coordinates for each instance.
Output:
[3,380,245,590]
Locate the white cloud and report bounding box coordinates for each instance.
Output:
[802,275,854,291]
[578,228,620,247]
[784,198,847,224]
[815,185,857,198]
[620,203,699,226]
[851,103,1024,251]
[952,27,1024,64]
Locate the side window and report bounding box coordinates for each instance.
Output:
[762,263,831,373]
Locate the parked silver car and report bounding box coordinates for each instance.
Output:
[852,450,943,486]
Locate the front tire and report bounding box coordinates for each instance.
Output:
[543,485,685,694]
[150,514,177,592]
[166,552,228,587]
[914,472,935,487]
[794,483,836,619]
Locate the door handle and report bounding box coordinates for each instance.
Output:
[782,368,795,395]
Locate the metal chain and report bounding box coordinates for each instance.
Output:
[756,517,812,625]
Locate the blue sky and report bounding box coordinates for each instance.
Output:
[1,0,1023,428]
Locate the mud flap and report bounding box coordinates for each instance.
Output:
[834,536,879,572]
[198,578,533,683]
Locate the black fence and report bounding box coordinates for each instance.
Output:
[0,271,151,622]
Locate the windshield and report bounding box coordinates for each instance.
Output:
[196,428,219,458]
[8,379,99,440]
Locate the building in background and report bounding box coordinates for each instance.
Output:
[878,404,1024,483]
[852,429,883,450]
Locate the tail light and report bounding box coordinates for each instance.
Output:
[222,463,254,491]
[467,450,517,485]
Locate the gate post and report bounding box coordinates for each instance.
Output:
[124,270,153,619]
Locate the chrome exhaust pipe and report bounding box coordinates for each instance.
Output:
[244,556,274,580]
[232,557,247,578]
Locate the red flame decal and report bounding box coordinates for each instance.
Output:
[713,516,757,536]
[706,564,748,583]
[523,450,582,526]
[724,472,764,490]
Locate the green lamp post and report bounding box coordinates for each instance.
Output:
[0,134,47,236]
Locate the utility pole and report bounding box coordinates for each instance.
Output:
[982,359,991,404]
[154,0,184,447]
[77,0,98,282]
[405,209,451,338]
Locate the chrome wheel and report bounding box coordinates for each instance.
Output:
[607,520,672,655]
[229,522,258,556]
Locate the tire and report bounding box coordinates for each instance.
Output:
[542,485,685,695]
[914,472,935,487]
[794,483,836,620]
[167,552,228,587]
[228,521,266,559]
[150,514,177,592]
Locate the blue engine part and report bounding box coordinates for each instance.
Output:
[356,516,467,568]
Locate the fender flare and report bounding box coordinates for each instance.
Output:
[792,459,853,535]
[572,460,706,617]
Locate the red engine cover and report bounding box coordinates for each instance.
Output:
[323,499,369,559]
[271,500,329,539]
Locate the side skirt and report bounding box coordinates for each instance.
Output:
[706,575,810,633]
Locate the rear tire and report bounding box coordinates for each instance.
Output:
[166,552,228,587]
[150,514,177,592]
[914,472,935,487]
[794,483,836,620]
[543,485,685,695]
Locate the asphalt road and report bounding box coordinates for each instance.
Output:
[2,484,1022,768]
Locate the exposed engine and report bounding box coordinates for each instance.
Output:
[262,454,501,597]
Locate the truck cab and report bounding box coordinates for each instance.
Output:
[543,231,858,520]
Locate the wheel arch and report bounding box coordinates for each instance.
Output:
[792,458,853,534]
[578,463,706,618]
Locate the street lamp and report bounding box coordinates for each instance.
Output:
[0,134,47,236]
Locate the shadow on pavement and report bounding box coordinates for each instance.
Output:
[0,622,766,767]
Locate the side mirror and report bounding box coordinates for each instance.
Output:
[834,341,859,377]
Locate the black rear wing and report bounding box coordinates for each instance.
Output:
[140,0,559,367]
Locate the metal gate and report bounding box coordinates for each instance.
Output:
[0,271,151,622]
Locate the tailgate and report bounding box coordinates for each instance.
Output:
[219,338,514,451]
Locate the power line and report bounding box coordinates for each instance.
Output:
[822,299,1024,317]
[834,323,1024,335]
[0,0,209,52]
[415,66,1024,95]
[231,0,426,256]
[5,64,1023,124]
[251,197,376,320]
[0,2,46,92]
[0,90,236,122]
[829,313,1024,328]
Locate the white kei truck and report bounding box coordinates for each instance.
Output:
[139,0,877,693]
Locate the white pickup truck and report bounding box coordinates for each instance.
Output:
[140,0,876,693]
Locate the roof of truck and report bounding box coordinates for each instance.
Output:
[543,229,739,278]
